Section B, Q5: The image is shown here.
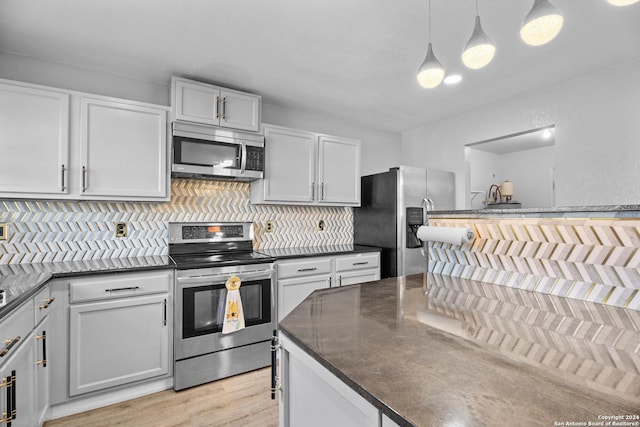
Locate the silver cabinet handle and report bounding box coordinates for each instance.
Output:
[338,275,342,286]
[311,182,315,201]
[82,166,87,192]
[321,182,325,201]
[163,299,167,326]
[105,286,140,292]
[222,97,227,119]
[297,267,317,272]
[61,164,67,192]
[353,261,369,266]
[215,96,221,119]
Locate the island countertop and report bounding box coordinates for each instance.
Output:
[279,274,640,426]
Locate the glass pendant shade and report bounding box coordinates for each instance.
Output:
[607,0,639,5]
[462,16,496,69]
[520,0,564,46]
[417,43,445,89]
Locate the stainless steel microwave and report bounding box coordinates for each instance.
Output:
[171,121,265,181]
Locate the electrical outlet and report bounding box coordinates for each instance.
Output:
[0,223,7,240]
[265,220,274,233]
[317,220,325,231]
[115,222,127,238]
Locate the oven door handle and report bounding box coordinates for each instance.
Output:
[176,270,274,285]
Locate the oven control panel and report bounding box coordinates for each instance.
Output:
[182,224,244,240]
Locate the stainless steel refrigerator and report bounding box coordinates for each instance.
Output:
[354,166,455,278]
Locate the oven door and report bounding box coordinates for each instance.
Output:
[175,267,275,360]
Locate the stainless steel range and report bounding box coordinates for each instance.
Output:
[169,222,276,391]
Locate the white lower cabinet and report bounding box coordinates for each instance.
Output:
[49,269,173,409]
[69,294,169,396]
[0,331,36,427]
[277,252,380,323]
[279,334,381,427]
[278,275,331,323]
[0,284,53,427]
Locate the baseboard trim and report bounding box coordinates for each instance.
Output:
[46,377,174,422]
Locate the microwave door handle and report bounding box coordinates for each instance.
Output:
[240,141,247,173]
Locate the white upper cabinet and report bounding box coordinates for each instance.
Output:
[318,136,361,205]
[80,97,167,199]
[0,82,70,196]
[251,124,361,206]
[259,126,316,203]
[172,77,261,132]
[0,78,170,201]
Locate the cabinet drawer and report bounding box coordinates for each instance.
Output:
[335,253,380,273]
[70,270,171,303]
[278,258,332,280]
[34,285,53,325]
[0,302,33,364]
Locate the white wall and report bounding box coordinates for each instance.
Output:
[0,51,401,177]
[261,104,400,176]
[470,146,555,209]
[401,58,640,208]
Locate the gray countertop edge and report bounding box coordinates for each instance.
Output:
[279,324,413,427]
[0,261,175,321]
[429,205,640,218]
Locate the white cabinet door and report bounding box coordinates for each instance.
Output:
[318,136,361,206]
[278,275,331,323]
[261,125,317,203]
[173,79,220,126]
[336,269,380,287]
[219,89,261,132]
[34,320,49,426]
[173,77,261,132]
[252,125,362,206]
[0,331,36,427]
[69,294,169,396]
[0,82,69,196]
[80,97,168,199]
[280,335,379,427]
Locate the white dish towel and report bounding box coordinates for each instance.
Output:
[222,276,245,334]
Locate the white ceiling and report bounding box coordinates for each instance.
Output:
[0,0,639,134]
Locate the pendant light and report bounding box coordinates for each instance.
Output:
[417,0,445,89]
[462,0,496,69]
[607,0,639,5]
[520,0,564,46]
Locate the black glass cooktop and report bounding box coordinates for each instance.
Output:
[170,251,274,270]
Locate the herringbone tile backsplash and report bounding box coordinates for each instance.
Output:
[0,179,353,264]
[429,218,640,310]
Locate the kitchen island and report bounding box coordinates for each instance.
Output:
[278,274,640,427]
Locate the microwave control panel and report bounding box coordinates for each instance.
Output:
[245,146,264,171]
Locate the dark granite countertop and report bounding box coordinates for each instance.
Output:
[279,274,640,426]
[0,256,174,320]
[258,244,381,260]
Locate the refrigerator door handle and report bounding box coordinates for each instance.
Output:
[422,198,434,224]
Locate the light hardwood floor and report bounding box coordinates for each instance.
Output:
[45,368,278,427]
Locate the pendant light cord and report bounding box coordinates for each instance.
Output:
[475,0,479,16]
[428,0,432,42]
